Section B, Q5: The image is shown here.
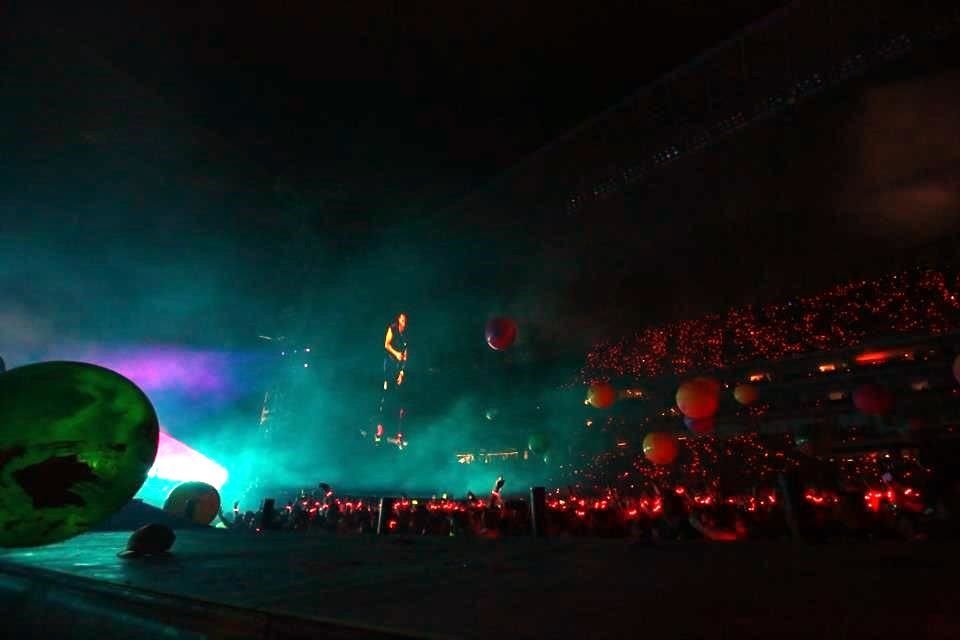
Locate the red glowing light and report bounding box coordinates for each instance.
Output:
[854,351,890,365]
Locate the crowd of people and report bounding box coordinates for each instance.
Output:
[583,267,960,381]
[221,450,960,543]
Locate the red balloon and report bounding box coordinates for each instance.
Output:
[587,382,617,409]
[643,431,679,465]
[676,377,720,419]
[684,415,715,434]
[485,317,518,351]
[953,354,960,386]
[852,383,893,416]
[733,383,759,406]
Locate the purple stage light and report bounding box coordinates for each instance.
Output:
[85,347,231,394]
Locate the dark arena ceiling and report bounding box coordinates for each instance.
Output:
[2,1,958,360]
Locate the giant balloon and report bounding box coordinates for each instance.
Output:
[0,362,159,547]
[163,481,221,526]
[684,415,715,435]
[485,317,518,351]
[587,382,617,409]
[527,432,550,454]
[733,383,759,406]
[676,377,720,419]
[643,432,679,465]
[853,383,894,416]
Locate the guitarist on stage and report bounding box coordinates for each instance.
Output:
[376,312,408,447]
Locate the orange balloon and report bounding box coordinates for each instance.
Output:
[643,431,679,465]
[163,481,221,526]
[587,382,617,409]
[733,383,759,406]
[676,377,720,419]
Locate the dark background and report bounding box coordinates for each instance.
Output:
[2,3,959,495]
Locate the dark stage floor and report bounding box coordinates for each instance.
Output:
[2,530,959,639]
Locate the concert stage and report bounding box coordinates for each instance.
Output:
[2,530,960,639]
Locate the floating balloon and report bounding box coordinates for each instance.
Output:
[642,432,679,465]
[852,383,894,416]
[684,415,715,435]
[676,377,720,419]
[485,408,499,421]
[163,481,221,526]
[527,432,550,454]
[485,317,518,351]
[733,383,759,406]
[587,382,617,409]
[0,361,159,548]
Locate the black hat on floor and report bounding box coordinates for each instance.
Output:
[117,523,176,559]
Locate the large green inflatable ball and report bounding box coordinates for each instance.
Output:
[0,361,159,547]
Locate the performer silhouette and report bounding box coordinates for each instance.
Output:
[376,312,407,447]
